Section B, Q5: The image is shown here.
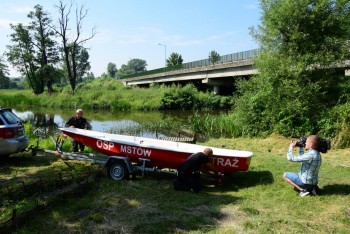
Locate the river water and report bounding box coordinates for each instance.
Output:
[12,107,197,138]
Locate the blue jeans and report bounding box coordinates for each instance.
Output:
[285,172,305,187]
[285,172,314,189]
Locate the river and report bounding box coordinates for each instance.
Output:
[12,107,198,138]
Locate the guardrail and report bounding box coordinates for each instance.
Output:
[120,49,258,79]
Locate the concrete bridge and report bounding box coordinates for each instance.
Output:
[121,49,350,95]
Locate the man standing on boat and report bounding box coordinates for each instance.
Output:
[65,109,90,152]
[174,148,216,192]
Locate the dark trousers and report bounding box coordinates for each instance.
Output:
[304,184,320,195]
[72,140,85,152]
[174,171,202,192]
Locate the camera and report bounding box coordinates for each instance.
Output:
[291,136,331,153]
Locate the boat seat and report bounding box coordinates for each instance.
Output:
[157,137,196,144]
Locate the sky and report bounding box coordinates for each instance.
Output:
[0,0,261,77]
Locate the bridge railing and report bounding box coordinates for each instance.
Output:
[120,49,258,79]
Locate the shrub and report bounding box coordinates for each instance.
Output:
[196,92,233,110]
[110,99,132,110]
[318,101,350,148]
[160,84,197,110]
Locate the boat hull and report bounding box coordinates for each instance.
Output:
[59,128,253,174]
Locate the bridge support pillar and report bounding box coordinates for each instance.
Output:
[213,86,220,95]
[346,69,350,76]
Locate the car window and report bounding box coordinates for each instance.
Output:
[0,118,4,125]
[0,111,20,125]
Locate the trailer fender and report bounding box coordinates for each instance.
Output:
[105,156,135,180]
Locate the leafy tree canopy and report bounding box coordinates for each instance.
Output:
[233,0,350,138]
[0,54,10,89]
[7,4,60,94]
[166,52,183,67]
[208,50,220,64]
[107,62,117,78]
[117,58,147,77]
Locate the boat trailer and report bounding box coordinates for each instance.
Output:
[40,132,178,181]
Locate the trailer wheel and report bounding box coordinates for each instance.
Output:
[107,161,129,180]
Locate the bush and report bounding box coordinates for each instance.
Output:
[161,84,233,110]
[110,99,132,110]
[318,101,350,148]
[196,92,233,110]
[160,84,197,110]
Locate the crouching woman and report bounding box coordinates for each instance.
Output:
[283,135,321,196]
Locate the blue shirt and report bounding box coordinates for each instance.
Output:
[287,147,322,185]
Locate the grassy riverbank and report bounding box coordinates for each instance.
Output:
[2,135,349,233]
[0,78,232,111]
[0,80,164,111]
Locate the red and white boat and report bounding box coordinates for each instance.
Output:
[58,127,253,180]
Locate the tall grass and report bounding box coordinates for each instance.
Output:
[189,112,238,139]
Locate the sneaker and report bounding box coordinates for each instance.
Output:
[299,189,310,197]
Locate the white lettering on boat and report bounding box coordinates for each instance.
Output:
[212,157,239,167]
[96,140,115,151]
[120,145,152,157]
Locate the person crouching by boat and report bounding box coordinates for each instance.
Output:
[283,135,322,197]
[65,109,91,152]
[174,148,216,192]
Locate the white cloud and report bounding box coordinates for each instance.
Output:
[98,27,163,45]
[90,30,114,43]
[175,39,203,46]
[10,6,33,13]
[139,27,163,34]
[116,35,147,44]
[243,2,259,10]
[0,16,30,29]
[0,18,14,29]
[173,31,236,46]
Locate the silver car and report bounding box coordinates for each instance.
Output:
[0,108,29,157]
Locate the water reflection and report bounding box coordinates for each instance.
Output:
[32,112,59,136]
[12,108,197,138]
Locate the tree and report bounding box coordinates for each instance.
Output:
[7,23,44,94]
[28,4,59,93]
[117,64,132,77]
[75,46,91,82]
[117,58,147,77]
[0,54,10,89]
[233,0,350,137]
[208,50,220,64]
[59,44,91,84]
[107,62,117,78]
[128,58,147,73]
[7,4,58,94]
[35,64,60,92]
[54,0,96,94]
[166,52,183,67]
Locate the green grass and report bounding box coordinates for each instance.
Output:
[0,80,166,111]
[0,80,233,112]
[1,135,348,233]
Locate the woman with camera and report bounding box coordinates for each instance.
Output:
[283,135,322,196]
